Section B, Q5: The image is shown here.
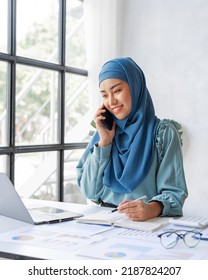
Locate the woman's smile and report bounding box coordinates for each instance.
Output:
[111,105,124,115]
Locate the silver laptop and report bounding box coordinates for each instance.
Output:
[0,173,83,225]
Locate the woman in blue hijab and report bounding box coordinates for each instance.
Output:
[76,57,188,221]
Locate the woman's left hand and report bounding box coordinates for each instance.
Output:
[117,200,163,221]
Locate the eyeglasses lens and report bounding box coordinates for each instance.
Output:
[160,232,178,248]
[183,231,201,248]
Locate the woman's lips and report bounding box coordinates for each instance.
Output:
[111,105,123,114]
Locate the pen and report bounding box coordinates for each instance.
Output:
[109,195,147,213]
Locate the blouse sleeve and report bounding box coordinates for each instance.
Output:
[150,119,188,216]
[76,143,112,201]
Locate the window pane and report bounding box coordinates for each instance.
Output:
[66,0,87,68]
[0,0,8,53]
[0,155,10,174]
[16,65,59,145]
[16,0,59,63]
[0,62,9,146]
[64,149,87,204]
[15,151,58,201]
[65,74,91,143]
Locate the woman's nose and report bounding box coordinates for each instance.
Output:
[109,94,117,106]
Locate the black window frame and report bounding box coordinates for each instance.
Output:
[0,0,88,201]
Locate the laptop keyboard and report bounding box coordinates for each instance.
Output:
[29,210,57,222]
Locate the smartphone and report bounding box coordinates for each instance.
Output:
[101,106,114,130]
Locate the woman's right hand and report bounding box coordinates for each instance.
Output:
[94,105,115,147]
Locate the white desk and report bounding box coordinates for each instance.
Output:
[0,199,98,260]
[0,199,208,260]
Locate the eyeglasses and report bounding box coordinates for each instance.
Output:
[157,230,202,249]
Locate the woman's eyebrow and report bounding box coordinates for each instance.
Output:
[100,82,122,93]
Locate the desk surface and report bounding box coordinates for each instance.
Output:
[0,199,208,260]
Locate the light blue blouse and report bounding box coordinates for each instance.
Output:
[76,119,188,216]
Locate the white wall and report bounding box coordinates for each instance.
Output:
[116,0,208,216]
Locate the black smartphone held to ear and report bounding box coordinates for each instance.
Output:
[101,106,114,130]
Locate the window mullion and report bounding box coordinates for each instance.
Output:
[58,0,66,201]
[8,0,17,183]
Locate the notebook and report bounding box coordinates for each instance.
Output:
[0,173,83,225]
[76,209,168,232]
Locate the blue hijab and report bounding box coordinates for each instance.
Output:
[90,57,160,194]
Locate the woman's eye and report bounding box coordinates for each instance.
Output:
[114,89,121,94]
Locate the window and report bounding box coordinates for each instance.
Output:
[0,0,90,204]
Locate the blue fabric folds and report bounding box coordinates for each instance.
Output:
[90,57,160,193]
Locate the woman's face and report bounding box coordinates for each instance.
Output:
[100,78,132,120]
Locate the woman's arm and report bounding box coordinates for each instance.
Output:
[118,120,188,220]
[150,120,188,216]
[76,105,116,202]
[76,143,112,201]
